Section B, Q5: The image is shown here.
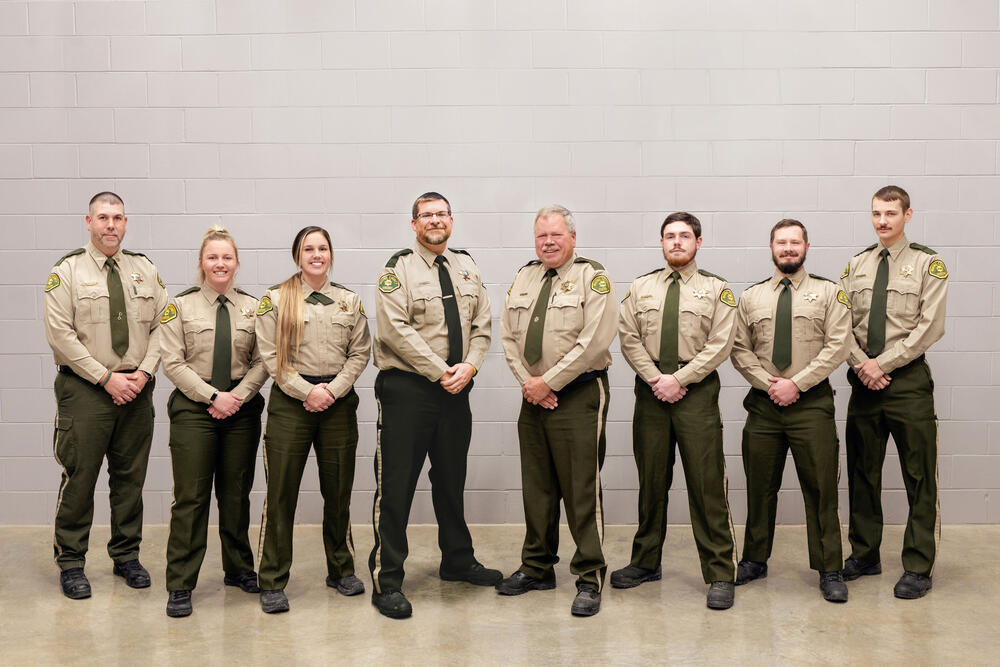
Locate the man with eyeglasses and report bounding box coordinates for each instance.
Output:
[368,192,501,619]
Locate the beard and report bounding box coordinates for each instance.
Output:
[772,251,805,274]
[420,228,450,246]
[665,247,696,269]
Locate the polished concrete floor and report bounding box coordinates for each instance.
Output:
[1,524,997,666]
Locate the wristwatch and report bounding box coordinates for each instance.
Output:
[210,391,219,403]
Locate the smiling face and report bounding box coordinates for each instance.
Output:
[412,198,453,251]
[770,225,809,275]
[298,231,332,285]
[661,220,702,269]
[201,239,238,294]
[872,197,912,248]
[534,213,576,269]
[86,201,127,257]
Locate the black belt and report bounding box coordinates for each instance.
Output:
[559,368,608,391]
[301,374,336,384]
[59,365,136,379]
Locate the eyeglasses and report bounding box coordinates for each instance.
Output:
[416,211,452,220]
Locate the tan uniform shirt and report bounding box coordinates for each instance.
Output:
[619,261,738,386]
[44,241,168,383]
[501,254,618,391]
[840,235,948,372]
[256,280,371,401]
[373,243,491,381]
[160,283,269,404]
[731,267,851,392]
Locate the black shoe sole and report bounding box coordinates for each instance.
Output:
[842,563,882,582]
[112,569,151,589]
[371,599,412,619]
[327,578,365,596]
[610,571,662,589]
[440,573,503,586]
[571,602,601,617]
[495,580,556,596]
[735,571,767,586]
[62,587,91,600]
[894,586,931,600]
[166,604,193,618]
[224,577,261,593]
[261,602,290,614]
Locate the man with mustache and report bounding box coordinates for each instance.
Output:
[840,186,948,600]
[369,192,501,619]
[496,205,618,617]
[612,212,739,610]
[44,191,168,599]
[730,219,851,602]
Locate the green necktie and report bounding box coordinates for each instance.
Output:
[211,295,232,391]
[867,248,890,356]
[305,290,334,306]
[658,271,681,374]
[524,268,557,365]
[772,277,792,370]
[435,255,463,366]
[106,257,129,357]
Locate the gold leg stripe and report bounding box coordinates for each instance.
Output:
[931,419,941,577]
[52,421,69,559]
[593,378,606,593]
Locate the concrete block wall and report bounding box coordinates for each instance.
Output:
[1,0,998,526]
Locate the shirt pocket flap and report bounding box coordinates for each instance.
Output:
[748,306,773,326]
[329,312,355,327]
[507,295,533,310]
[411,282,441,302]
[77,283,108,300]
[635,298,662,314]
[455,278,480,297]
[182,317,213,335]
[550,293,582,309]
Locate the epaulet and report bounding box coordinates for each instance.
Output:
[638,267,664,279]
[450,248,472,258]
[330,281,356,294]
[809,273,836,284]
[697,269,727,282]
[574,257,605,270]
[519,259,542,271]
[54,248,85,266]
[235,287,256,298]
[175,286,200,297]
[909,242,936,255]
[751,277,771,287]
[854,243,878,257]
[385,249,413,268]
[122,249,153,262]
[268,283,282,291]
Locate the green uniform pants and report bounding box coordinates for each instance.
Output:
[52,370,154,570]
[628,372,737,584]
[258,384,359,591]
[369,370,477,594]
[741,381,843,573]
[846,357,939,576]
[517,372,610,590]
[165,388,264,592]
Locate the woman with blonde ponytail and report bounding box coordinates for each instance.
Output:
[160,226,269,618]
[254,226,371,614]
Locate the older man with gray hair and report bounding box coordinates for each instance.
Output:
[496,205,618,617]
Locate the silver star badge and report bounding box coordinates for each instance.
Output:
[900,265,913,278]
[804,292,819,302]
[241,307,254,319]
[693,288,708,299]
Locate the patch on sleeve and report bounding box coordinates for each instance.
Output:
[928,259,948,279]
[621,289,631,303]
[837,290,851,308]
[719,288,737,307]
[45,273,60,292]
[841,263,849,279]
[256,296,273,315]
[359,303,366,317]
[590,274,611,295]
[378,273,401,293]
[157,274,166,289]
[160,303,178,323]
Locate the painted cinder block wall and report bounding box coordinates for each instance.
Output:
[1,0,998,526]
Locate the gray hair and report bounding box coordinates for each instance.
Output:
[534,204,575,233]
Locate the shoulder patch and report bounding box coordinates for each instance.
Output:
[590,274,611,295]
[837,290,851,308]
[698,269,727,282]
[157,274,166,289]
[575,256,606,271]
[256,295,273,315]
[854,243,878,258]
[359,302,366,317]
[621,289,631,303]
[719,288,737,307]
[841,263,850,279]
[910,242,937,255]
[54,248,85,266]
[176,286,200,297]
[809,273,835,284]
[378,273,401,293]
[160,303,178,323]
[330,281,356,294]
[385,248,413,268]
[928,259,948,279]
[45,273,60,292]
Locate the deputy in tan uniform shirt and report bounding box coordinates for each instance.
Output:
[369,192,500,620]
[496,205,617,618]
[730,219,851,603]
[44,191,168,599]
[612,211,739,611]
[159,226,270,617]
[840,185,948,600]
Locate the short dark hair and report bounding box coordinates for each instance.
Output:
[412,192,451,219]
[770,218,808,243]
[89,191,124,212]
[873,185,910,212]
[660,211,701,238]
